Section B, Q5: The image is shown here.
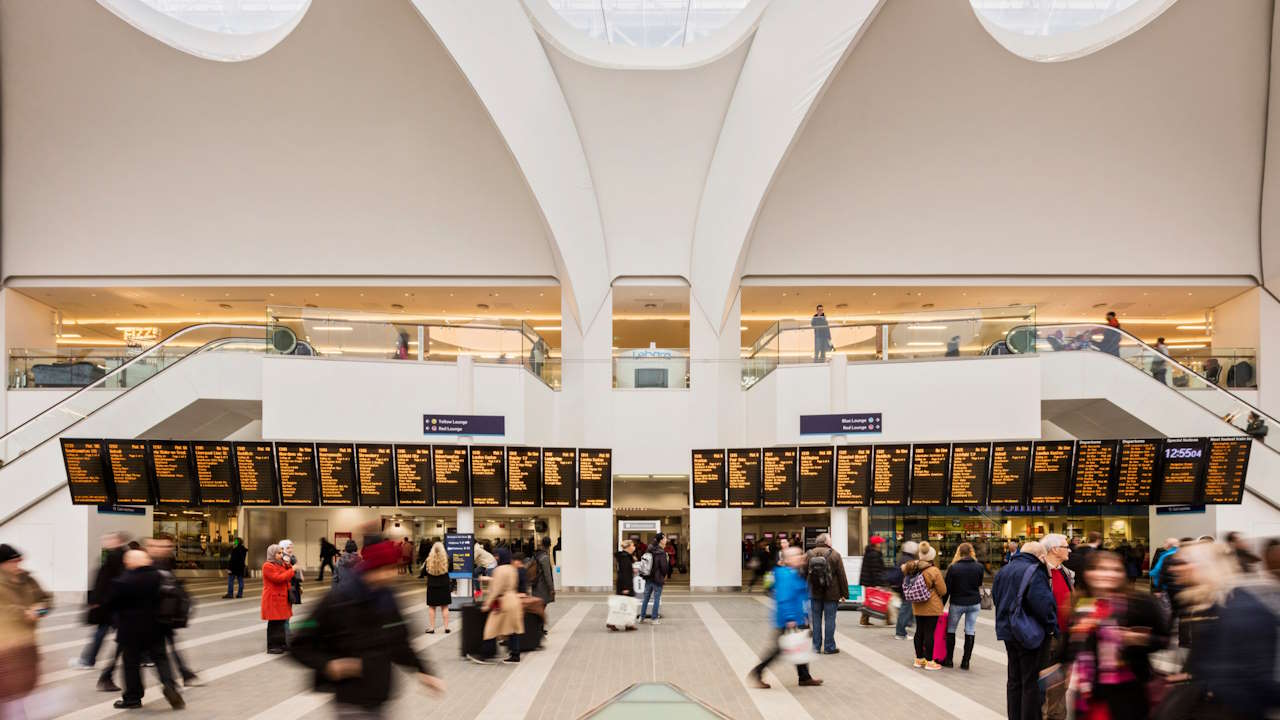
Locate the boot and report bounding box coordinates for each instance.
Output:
[960,634,975,670]
[940,632,956,668]
[860,613,871,626]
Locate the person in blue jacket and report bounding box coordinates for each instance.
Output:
[748,547,823,689]
[992,541,1058,720]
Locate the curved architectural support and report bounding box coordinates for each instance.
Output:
[96,0,310,62]
[689,0,885,329]
[409,1,610,332]
[969,0,1179,63]
[522,0,769,70]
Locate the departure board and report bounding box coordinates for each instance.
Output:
[61,439,110,505]
[1202,437,1251,504]
[192,442,236,505]
[909,443,949,506]
[234,443,279,505]
[949,443,989,505]
[988,442,1032,505]
[1029,441,1074,504]
[797,446,834,506]
[276,443,319,506]
[762,447,798,507]
[692,449,726,508]
[507,447,542,507]
[727,448,762,508]
[1156,438,1206,505]
[542,448,576,507]
[834,445,872,506]
[432,446,469,506]
[1114,439,1159,505]
[355,444,395,506]
[150,440,196,505]
[1071,440,1117,505]
[106,440,152,505]
[315,444,357,506]
[393,445,433,506]
[469,446,506,507]
[872,445,910,505]
[578,449,612,508]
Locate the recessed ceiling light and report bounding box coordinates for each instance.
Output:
[781,292,787,297]
[314,292,320,297]
[740,325,749,331]
[269,293,275,297]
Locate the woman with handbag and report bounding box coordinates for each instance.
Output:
[942,542,986,669]
[902,541,947,670]
[748,547,822,689]
[1065,550,1169,719]
[260,544,295,654]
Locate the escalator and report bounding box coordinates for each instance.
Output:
[0,324,266,526]
[1007,322,1280,513]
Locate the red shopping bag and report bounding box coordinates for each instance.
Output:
[862,587,891,618]
[933,609,949,662]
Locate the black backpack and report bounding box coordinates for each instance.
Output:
[156,570,192,629]
[808,550,832,596]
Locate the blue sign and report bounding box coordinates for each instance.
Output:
[96,504,146,516]
[1156,505,1206,515]
[799,413,882,435]
[423,414,505,436]
[445,532,475,579]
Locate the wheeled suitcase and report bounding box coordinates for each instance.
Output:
[519,611,544,651]
[606,595,639,630]
[460,604,486,657]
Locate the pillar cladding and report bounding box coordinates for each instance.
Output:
[560,508,613,591]
[690,507,742,591]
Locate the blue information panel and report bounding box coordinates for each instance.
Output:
[444,532,475,579]
[423,414,505,436]
[799,413,882,435]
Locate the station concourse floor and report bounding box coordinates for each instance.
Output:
[30,577,1011,720]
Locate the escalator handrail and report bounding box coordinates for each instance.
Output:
[0,324,266,450]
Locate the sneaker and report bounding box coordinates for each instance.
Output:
[650,619,661,625]
[466,654,492,665]
[798,678,824,687]
[924,661,942,671]
[97,679,121,693]
[425,628,435,634]
[913,658,927,668]
[163,685,185,709]
[502,656,520,664]
[68,658,94,670]
[893,634,908,640]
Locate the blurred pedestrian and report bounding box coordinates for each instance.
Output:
[469,565,524,664]
[901,541,946,670]
[71,532,127,672]
[1226,531,1261,574]
[146,536,198,687]
[107,549,183,710]
[942,542,985,669]
[748,547,823,689]
[262,544,295,654]
[0,544,51,717]
[993,541,1058,720]
[399,538,413,576]
[415,538,431,578]
[335,539,360,584]
[424,542,451,635]
[529,537,555,607]
[891,540,918,640]
[292,541,445,715]
[317,538,337,583]
[279,539,303,606]
[859,535,887,626]
[223,537,248,599]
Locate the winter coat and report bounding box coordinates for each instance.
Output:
[108,566,163,646]
[645,544,671,587]
[530,549,555,604]
[859,545,885,588]
[944,557,985,607]
[902,560,947,616]
[261,562,295,621]
[0,569,50,651]
[771,566,808,629]
[1187,581,1280,719]
[992,552,1057,647]
[290,572,433,709]
[335,551,360,583]
[482,565,524,640]
[804,545,849,602]
[227,544,248,577]
[88,546,125,626]
[615,551,635,595]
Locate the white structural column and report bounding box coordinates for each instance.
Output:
[690,507,743,590]
[829,353,850,557]
[560,508,613,590]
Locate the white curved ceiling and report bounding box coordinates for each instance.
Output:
[98,0,310,61]
[970,0,1178,62]
[545,0,749,48]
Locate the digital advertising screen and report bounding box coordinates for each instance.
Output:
[234,443,279,505]
[761,447,798,507]
[1114,439,1159,505]
[276,443,319,506]
[1071,440,1117,505]
[355,444,395,506]
[1201,437,1251,505]
[542,448,576,507]
[1156,438,1206,505]
[909,443,949,506]
[727,448,762,508]
[988,441,1032,505]
[192,442,236,506]
[1029,440,1074,505]
[393,445,433,506]
[577,449,612,508]
[61,439,110,505]
[507,447,542,507]
[469,446,506,507]
[149,440,196,505]
[797,446,834,507]
[948,442,990,506]
[692,449,727,508]
[105,440,152,505]
[871,444,910,506]
[432,445,469,506]
[316,443,357,506]
[834,445,872,506]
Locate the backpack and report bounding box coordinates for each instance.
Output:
[156,570,192,629]
[902,570,932,604]
[807,550,832,596]
[638,552,653,579]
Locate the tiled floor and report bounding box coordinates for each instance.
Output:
[20,578,1011,719]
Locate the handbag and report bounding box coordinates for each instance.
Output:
[633,575,646,595]
[779,629,815,666]
[980,587,994,611]
[1010,565,1046,649]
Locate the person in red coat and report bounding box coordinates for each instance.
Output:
[261,544,295,654]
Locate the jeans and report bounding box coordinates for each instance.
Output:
[895,594,915,637]
[80,622,112,665]
[1005,639,1047,720]
[226,573,244,597]
[122,638,178,703]
[640,582,664,619]
[809,599,838,653]
[947,603,981,635]
[751,629,812,682]
[914,615,939,661]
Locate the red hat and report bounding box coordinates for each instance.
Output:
[359,540,400,570]
[869,536,885,545]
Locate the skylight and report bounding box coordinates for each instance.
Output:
[546,0,750,48]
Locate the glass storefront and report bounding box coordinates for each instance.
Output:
[152,507,240,570]
[869,506,1150,572]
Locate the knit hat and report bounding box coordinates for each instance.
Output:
[869,536,885,545]
[917,542,937,562]
[0,544,21,563]
[359,540,400,570]
[902,540,919,556]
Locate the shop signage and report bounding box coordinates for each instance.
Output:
[799,413,882,435]
[444,532,475,579]
[96,504,145,515]
[423,414,505,436]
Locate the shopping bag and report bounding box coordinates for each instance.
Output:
[633,575,645,595]
[607,595,640,629]
[933,610,949,662]
[779,629,815,666]
[862,587,891,618]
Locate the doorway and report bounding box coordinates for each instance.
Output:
[304,518,328,571]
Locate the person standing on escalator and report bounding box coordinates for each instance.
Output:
[1098,311,1122,356]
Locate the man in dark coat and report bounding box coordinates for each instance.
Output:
[804,533,849,654]
[859,536,886,626]
[108,550,184,710]
[290,541,444,714]
[993,542,1058,720]
[223,537,248,599]
[74,532,127,676]
[318,538,338,582]
[530,537,556,606]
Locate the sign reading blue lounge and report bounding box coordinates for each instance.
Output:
[423,414,505,436]
[800,413,882,435]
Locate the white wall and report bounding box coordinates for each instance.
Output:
[7,389,76,431]
[689,507,742,590]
